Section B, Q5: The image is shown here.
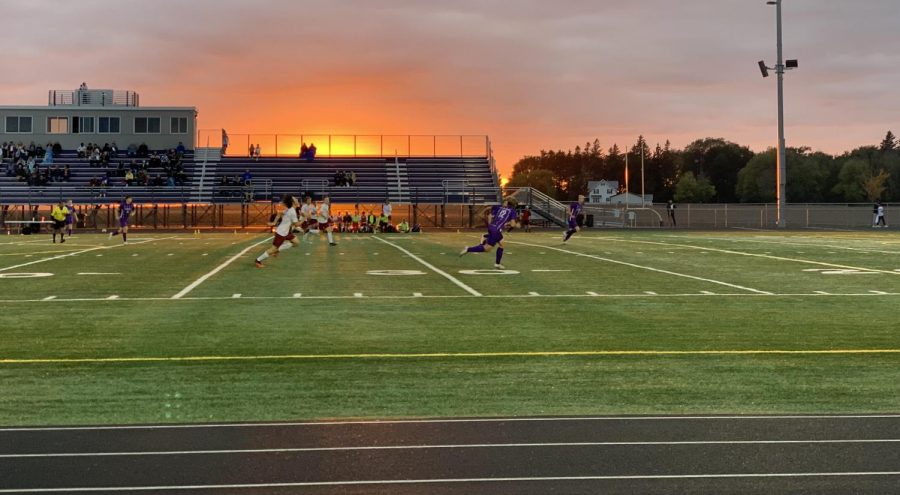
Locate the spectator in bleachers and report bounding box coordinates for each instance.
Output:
[77,143,87,158]
[307,143,317,161]
[137,143,149,158]
[43,146,54,165]
[300,142,309,159]
[89,148,102,166]
[176,142,185,155]
[63,164,71,182]
[254,144,261,161]
[125,170,134,186]
[110,142,118,158]
[127,143,138,158]
[241,169,252,184]
[222,130,229,155]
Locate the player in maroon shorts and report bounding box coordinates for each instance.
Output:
[300,196,319,242]
[255,194,300,268]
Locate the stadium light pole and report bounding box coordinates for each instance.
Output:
[763,0,790,228]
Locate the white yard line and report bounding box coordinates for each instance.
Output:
[2,473,899,492]
[3,439,898,458]
[0,237,172,273]
[170,237,272,299]
[609,237,900,275]
[668,234,900,255]
[507,241,772,295]
[373,236,482,297]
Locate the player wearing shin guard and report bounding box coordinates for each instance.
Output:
[318,195,337,246]
[300,196,319,242]
[459,199,519,269]
[64,200,78,238]
[256,195,301,268]
[108,196,135,244]
[563,195,586,244]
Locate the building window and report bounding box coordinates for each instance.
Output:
[134,117,161,134]
[99,117,120,134]
[5,116,32,134]
[47,117,69,134]
[170,117,188,134]
[72,117,95,134]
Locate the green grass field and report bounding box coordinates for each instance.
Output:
[1,228,899,426]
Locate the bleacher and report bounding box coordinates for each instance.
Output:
[0,151,198,204]
[0,152,500,206]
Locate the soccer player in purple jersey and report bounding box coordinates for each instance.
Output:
[108,196,135,244]
[563,195,586,244]
[459,199,519,269]
[64,199,78,238]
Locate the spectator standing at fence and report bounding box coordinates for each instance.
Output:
[875,201,888,228]
[521,207,532,232]
[221,130,229,155]
[307,143,317,161]
[300,142,309,159]
[667,200,677,227]
[254,144,261,161]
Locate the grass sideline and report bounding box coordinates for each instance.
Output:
[0,230,899,426]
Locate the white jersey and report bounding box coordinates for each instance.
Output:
[318,202,330,222]
[383,204,392,217]
[300,204,316,220]
[276,207,298,236]
[878,206,885,216]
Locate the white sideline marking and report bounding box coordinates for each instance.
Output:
[42,296,56,301]
[77,272,120,276]
[170,237,272,299]
[2,292,900,305]
[3,414,899,432]
[508,241,772,295]
[373,236,482,297]
[0,237,170,274]
[603,237,900,276]
[532,269,571,273]
[4,439,899,459]
[3,473,900,492]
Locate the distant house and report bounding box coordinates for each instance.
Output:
[608,192,653,206]
[587,180,619,204]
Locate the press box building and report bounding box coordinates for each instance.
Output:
[0,87,196,150]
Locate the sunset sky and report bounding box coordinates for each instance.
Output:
[6,0,900,175]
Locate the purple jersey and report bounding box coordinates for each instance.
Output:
[569,202,584,219]
[119,202,134,221]
[490,206,517,230]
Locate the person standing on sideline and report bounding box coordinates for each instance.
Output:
[521,207,532,232]
[667,200,677,227]
[50,200,69,243]
[875,201,888,228]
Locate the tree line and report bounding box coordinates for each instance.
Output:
[507,131,900,204]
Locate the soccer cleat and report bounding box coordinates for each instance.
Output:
[108,232,114,239]
[494,263,505,270]
[60,238,65,243]
[255,261,264,268]
[329,242,338,246]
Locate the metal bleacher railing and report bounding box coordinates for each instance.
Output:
[48,90,140,107]
[198,130,491,159]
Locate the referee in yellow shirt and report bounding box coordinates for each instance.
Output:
[50,200,69,244]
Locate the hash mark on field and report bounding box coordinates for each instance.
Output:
[293,293,302,298]
[645,291,658,295]
[167,253,174,256]
[96,254,102,257]
[232,294,241,299]
[701,291,716,295]
[42,296,56,301]
[202,253,208,256]
[815,291,831,295]
[586,291,600,296]
[354,293,364,298]
[106,295,119,300]
[869,290,888,295]
[529,291,541,296]
[413,292,423,297]
[132,254,138,257]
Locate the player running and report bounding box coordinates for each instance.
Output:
[318,195,337,246]
[50,200,69,244]
[459,199,519,269]
[255,194,301,268]
[562,195,586,244]
[64,200,78,238]
[108,196,135,243]
[300,196,320,242]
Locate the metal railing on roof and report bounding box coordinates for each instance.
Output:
[48,90,140,107]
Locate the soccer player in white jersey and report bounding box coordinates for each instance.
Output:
[300,195,320,242]
[255,194,301,268]
[318,195,337,246]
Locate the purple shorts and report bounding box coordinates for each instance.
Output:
[119,218,129,228]
[484,226,503,246]
[65,217,74,225]
[569,214,584,230]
